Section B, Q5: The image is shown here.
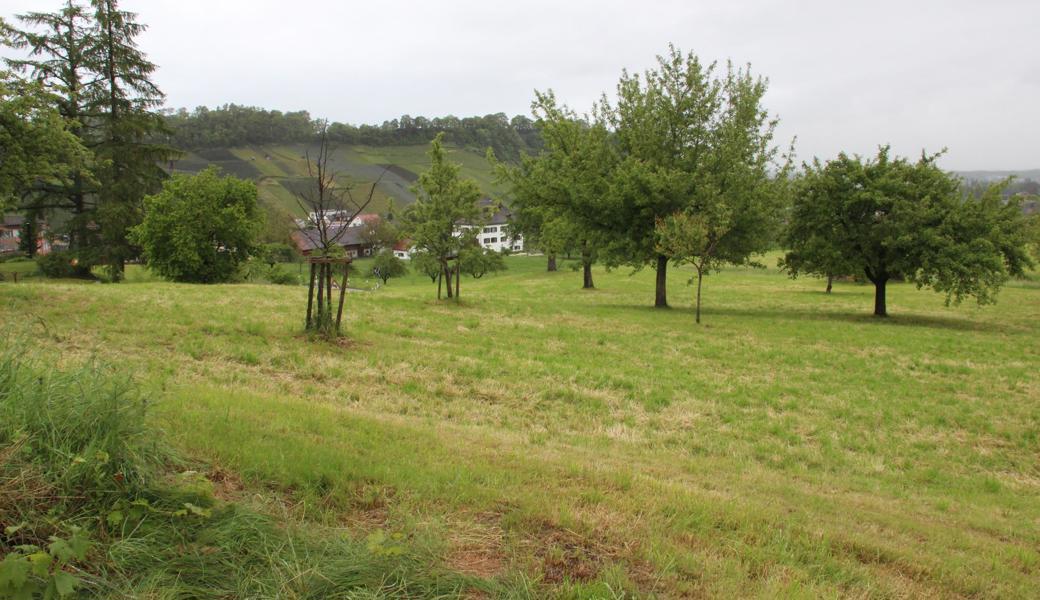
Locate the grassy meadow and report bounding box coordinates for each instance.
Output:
[2,255,1038,598]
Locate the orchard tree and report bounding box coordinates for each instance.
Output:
[359,216,399,250]
[130,167,262,283]
[600,45,783,308]
[491,91,613,288]
[411,250,442,283]
[779,165,860,293]
[1027,211,1040,260]
[402,133,483,299]
[370,249,407,284]
[783,147,1034,316]
[460,247,506,279]
[293,123,387,335]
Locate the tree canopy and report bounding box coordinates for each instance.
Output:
[370,249,407,284]
[402,133,484,299]
[599,45,785,308]
[492,91,614,287]
[0,74,89,212]
[130,167,262,283]
[3,0,173,278]
[782,147,1034,316]
[460,247,507,279]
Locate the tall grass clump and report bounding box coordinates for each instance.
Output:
[0,344,471,598]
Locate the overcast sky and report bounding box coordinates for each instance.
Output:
[3,0,1037,170]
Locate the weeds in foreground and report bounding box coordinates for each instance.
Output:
[0,344,475,598]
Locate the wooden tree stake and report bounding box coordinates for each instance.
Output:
[306,262,316,329]
[335,262,348,332]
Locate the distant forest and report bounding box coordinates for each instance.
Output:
[162,104,544,161]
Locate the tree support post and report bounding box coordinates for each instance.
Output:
[316,264,325,323]
[335,262,348,333]
[306,262,316,329]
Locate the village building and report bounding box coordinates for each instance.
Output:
[1,215,55,256]
[292,199,524,259]
[459,198,524,253]
[291,222,374,258]
[392,240,414,260]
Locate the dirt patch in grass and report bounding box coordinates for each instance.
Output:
[449,546,506,578]
[338,504,390,532]
[446,511,508,578]
[527,520,611,584]
[206,466,246,502]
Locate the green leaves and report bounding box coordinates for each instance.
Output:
[0,529,89,599]
[365,530,406,557]
[0,77,90,212]
[783,147,1034,315]
[130,166,262,283]
[370,249,408,284]
[402,133,484,297]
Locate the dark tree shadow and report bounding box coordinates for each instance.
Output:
[597,303,1019,334]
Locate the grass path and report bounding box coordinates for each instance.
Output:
[2,256,1038,597]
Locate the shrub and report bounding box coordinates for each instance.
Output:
[35,251,77,278]
[267,266,299,286]
[461,247,507,279]
[370,249,407,284]
[130,167,263,283]
[261,242,298,266]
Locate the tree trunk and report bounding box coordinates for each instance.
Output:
[443,264,453,298]
[655,255,669,308]
[826,274,833,294]
[437,269,442,299]
[322,262,330,305]
[695,269,704,324]
[582,255,594,289]
[873,278,888,317]
[547,254,557,272]
[455,260,460,300]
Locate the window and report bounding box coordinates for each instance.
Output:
[482,226,498,234]
[485,237,498,245]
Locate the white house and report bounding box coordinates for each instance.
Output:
[458,199,524,253]
[392,240,414,260]
[377,199,525,260]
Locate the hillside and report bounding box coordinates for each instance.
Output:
[169,142,503,221]
[956,169,1040,182]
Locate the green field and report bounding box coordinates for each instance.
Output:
[2,256,1039,598]
[172,143,503,220]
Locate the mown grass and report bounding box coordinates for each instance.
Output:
[1,256,1038,598]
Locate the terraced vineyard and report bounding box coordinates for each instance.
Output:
[170,142,503,219]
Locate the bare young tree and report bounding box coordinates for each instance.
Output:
[295,122,388,335]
